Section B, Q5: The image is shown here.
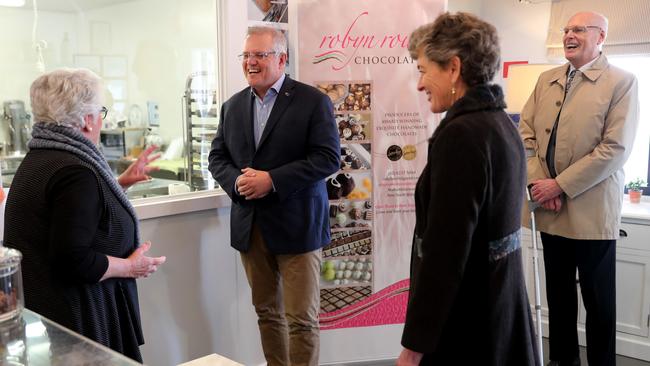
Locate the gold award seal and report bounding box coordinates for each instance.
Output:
[402,144,416,161]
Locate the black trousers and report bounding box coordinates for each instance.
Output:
[541,233,616,366]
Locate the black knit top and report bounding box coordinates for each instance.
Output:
[4,148,144,362]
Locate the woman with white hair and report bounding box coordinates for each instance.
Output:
[4,68,166,362]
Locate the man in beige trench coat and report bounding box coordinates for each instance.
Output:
[519,11,639,366]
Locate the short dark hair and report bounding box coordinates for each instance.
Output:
[408,12,500,87]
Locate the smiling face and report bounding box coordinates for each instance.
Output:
[242,32,286,98]
[563,12,607,69]
[416,49,455,114]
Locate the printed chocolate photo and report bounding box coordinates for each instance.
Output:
[320,285,372,313]
[248,0,288,23]
[328,199,373,232]
[316,83,348,108]
[326,171,372,201]
[323,229,372,259]
[338,83,371,112]
[319,256,373,288]
[339,143,371,171]
[335,113,372,143]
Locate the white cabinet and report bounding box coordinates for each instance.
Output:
[521,220,650,360]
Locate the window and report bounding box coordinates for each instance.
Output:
[609,56,650,194]
[0,0,221,199]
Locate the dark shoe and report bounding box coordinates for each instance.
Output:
[546,358,580,366]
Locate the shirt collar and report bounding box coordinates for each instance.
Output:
[569,53,600,74]
[251,73,286,99]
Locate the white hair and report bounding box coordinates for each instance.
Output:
[247,26,288,54]
[30,68,103,129]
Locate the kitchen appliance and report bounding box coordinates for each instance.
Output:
[2,101,31,156]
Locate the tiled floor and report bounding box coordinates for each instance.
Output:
[325,338,650,365]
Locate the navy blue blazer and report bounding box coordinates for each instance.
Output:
[208,76,340,254]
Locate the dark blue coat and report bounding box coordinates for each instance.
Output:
[208,76,340,254]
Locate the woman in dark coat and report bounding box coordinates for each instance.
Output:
[4,68,166,362]
[397,13,540,366]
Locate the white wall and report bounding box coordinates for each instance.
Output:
[448,0,483,14]
[448,0,553,89]
[0,7,77,105]
[0,0,218,148]
[137,207,250,366]
[480,0,553,88]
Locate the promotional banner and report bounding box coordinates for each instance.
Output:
[297,0,445,330]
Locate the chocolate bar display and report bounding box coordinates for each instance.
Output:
[323,230,372,258]
[320,286,372,313]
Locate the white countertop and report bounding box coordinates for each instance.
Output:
[622,195,650,223]
[132,188,231,220]
[132,189,650,224]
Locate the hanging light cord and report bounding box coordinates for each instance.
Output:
[32,0,46,72]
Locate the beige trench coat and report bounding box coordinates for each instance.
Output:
[519,54,639,240]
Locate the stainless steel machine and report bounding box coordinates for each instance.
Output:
[2,101,32,156]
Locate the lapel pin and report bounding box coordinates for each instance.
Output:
[285,92,290,96]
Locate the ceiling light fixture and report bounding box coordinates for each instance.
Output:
[0,0,26,7]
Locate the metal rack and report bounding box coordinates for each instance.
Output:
[182,72,219,191]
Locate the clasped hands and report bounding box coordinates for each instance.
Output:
[236,167,273,200]
[529,178,564,212]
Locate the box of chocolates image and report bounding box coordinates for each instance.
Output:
[316,83,349,109]
[320,256,373,288]
[320,286,372,313]
[335,113,372,143]
[337,83,371,112]
[323,229,372,258]
[329,199,373,231]
[339,143,371,171]
[326,171,372,201]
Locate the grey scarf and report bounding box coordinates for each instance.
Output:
[28,122,140,246]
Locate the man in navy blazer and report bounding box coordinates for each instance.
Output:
[208,26,339,366]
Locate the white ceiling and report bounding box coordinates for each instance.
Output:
[22,0,134,13]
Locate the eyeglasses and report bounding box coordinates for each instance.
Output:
[237,51,278,61]
[562,25,602,35]
[100,106,108,119]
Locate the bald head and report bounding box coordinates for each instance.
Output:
[569,11,608,35]
[563,11,609,68]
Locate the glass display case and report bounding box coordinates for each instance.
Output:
[0,309,140,365]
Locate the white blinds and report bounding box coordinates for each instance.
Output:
[546,0,650,59]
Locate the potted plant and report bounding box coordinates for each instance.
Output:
[626,178,647,204]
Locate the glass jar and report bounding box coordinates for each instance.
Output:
[0,247,23,322]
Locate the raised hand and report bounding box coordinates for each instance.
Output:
[118,145,161,189]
